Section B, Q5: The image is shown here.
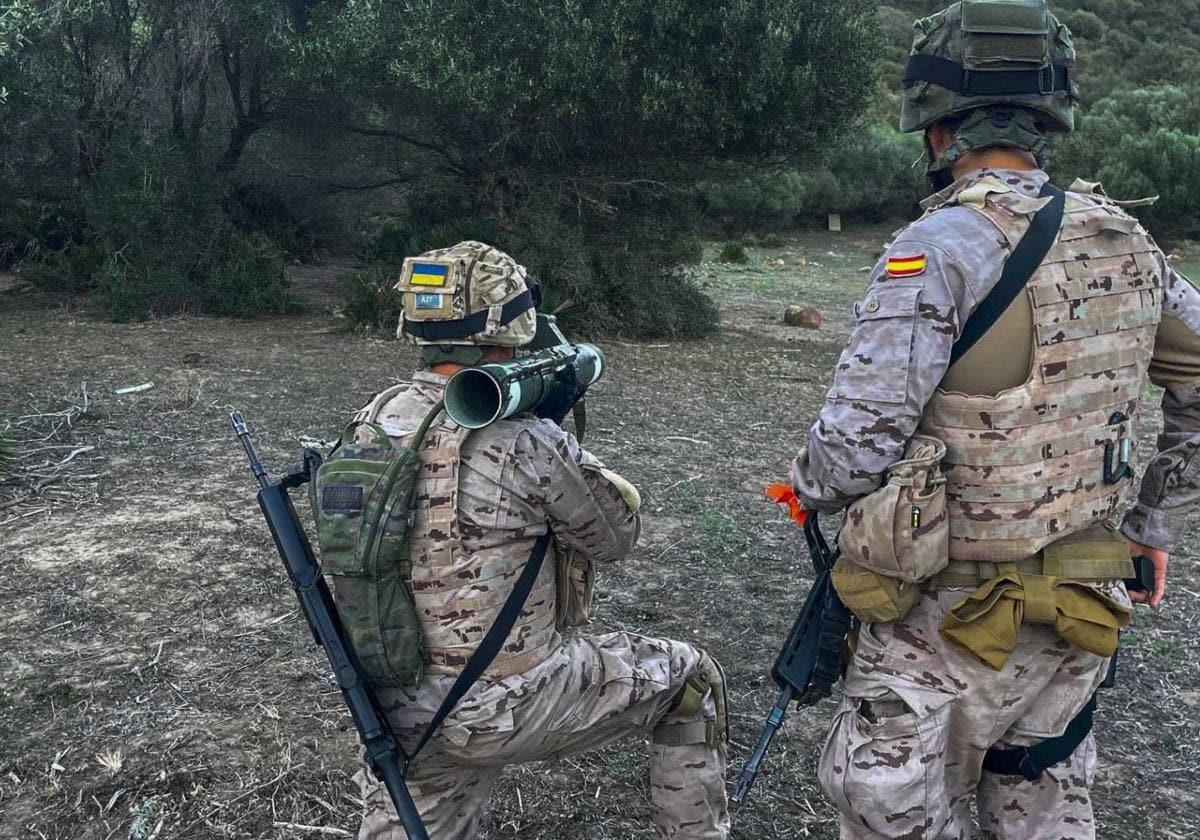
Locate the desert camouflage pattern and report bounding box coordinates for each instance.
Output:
[819,584,1127,839]
[839,433,950,583]
[354,372,729,838]
[901,1,1078,133]
[792,167,1200,553]
[395,240,537,347]
[921,173,1162,562]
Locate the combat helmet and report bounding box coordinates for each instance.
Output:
[901,0,1079,174]
[395,241,539,357]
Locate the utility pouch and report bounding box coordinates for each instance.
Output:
[960,0,1051,70]
[554,546,595,629]
[840,434,950,585]
[310,401,444,688]
[830,555,920,624]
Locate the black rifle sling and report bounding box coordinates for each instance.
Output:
[404,530,552,769]
[949,182,1066,368]
[983,693,1097,781]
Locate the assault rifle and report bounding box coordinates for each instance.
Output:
[231,412,430,840]
[731,509,854,804]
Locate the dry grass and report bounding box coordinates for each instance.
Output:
[0,231,1197,839]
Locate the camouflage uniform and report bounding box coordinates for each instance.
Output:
[794,167,1200,838]
[352,241,729,839]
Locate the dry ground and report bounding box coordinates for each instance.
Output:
[1,230,1198,840]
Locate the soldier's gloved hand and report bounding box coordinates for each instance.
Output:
[1128,540,1169,608]
[536,365,584,426]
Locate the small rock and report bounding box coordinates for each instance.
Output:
[784,306,822,329]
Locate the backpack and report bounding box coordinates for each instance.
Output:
[309,396,445,688]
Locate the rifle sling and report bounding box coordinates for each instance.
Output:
[949,182,1065,367]
[404,530,553,768]
[983,693,1096,781]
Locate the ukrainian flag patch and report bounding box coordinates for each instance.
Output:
[410,262,449,287]
[886,253,927,278]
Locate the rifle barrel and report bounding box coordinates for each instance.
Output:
[731,684,795,805]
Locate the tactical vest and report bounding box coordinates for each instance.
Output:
[919,181,1163,563]
[365,378,560,680]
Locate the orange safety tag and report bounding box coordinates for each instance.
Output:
[765,483,808,527]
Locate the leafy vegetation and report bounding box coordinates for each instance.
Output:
[1,0,879,336]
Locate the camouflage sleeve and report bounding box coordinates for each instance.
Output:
[507,419,640,563]
[792,209,1005,512]
[1122,259,1200,552]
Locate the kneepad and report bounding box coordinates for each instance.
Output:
[653,652,728,753]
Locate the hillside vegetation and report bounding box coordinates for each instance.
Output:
[709,0,1200,245]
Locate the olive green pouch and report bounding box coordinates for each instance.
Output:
[554,547,595,629]
[310,401,443,687]
[840,434,951,586]
[831,555,921,624]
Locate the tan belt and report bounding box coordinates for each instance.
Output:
[930,523,1135,588]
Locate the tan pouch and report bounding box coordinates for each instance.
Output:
[555,547,595,629]
[831,555,920,623]
[840,434,950,584]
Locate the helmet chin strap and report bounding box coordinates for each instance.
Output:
[925,107,1052,191]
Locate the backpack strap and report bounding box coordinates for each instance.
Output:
[949,181,1066,367]
[404,529,553,770]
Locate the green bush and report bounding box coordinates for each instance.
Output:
[1056,85,1200,243]
[719,242,750,264]
[83,142,291,321]
[335,266,404,334]
[702,126,925,231]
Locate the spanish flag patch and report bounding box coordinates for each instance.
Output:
[886,253,927,278]
[410,262,449,287]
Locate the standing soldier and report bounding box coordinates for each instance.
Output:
[345,241,729,839]
[791,2,1200,838]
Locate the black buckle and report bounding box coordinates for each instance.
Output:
[1017,750,1043,782]
[1038,65,1055,96]
[1102,411,1133,485]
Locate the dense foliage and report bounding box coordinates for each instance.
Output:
[708,0,1200,241]
[1,0,879,335]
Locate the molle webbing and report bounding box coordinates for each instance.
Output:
[922,188,1162,563]
[408,408,558,679]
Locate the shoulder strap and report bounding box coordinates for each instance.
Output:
[403,530,553,770]
[949,182,1066,367]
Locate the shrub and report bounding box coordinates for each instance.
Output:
[83,141,291,321]
[720,242,750,264]
[335,266,403,334]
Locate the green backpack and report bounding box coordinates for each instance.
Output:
[309,399,445,688]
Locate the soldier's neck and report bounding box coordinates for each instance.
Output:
[951,149,1039,179]
[429,363,468,377]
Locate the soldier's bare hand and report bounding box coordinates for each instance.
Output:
[1128,541,1169,608]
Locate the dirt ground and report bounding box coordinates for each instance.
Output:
[1,229,1198,840]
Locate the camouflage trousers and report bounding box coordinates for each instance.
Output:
[818,586,1126,840]
[355,631,729,839]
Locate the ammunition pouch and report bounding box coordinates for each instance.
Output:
[833,435,949,624]
[554,547,595,629]
[831,556,920,624]
[839,434,950,585]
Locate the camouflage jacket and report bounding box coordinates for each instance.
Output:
[792,168,1200,553]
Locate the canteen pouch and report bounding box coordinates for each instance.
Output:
[831,555,921,624]
[311,406,441,688]
[840,434,950,584]
[555,546,595,629]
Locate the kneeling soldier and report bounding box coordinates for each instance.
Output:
[349,241,729,839]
